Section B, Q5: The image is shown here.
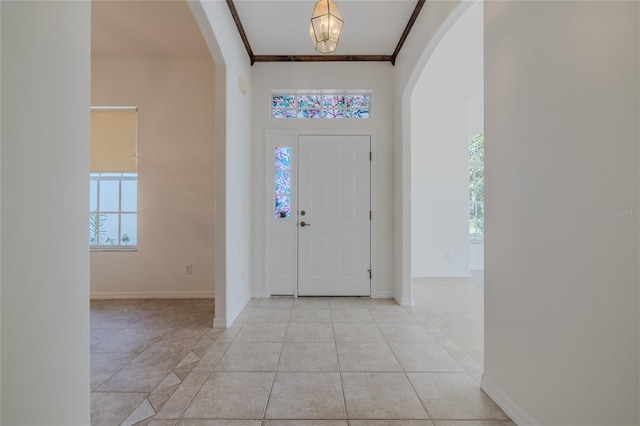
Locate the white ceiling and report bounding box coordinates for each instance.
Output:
[235,1,417,56]
[92,0,419,58]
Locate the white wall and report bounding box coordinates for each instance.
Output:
[1,1,90,424]
[251,62,395,298]
[411,0,483,277]
[90,56,216,299]
[0,3,3,418]
[191,1,253,327]
[393,0,467,305]
[483,1,639,425]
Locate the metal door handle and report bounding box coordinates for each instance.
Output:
[300,221,311,227]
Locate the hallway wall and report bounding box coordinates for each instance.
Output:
[0,2,91,423]
[411,0,483,278]
[483,1,640,424]
[90,56,216,298]
[250,62,394,299]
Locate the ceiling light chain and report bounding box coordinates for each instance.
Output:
[309,0,343,54]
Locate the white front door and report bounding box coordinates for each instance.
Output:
[297,135,371,296]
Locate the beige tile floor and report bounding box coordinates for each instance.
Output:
[91,273,514,426]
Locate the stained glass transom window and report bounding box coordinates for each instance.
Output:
[275,147,292,218]
[272,93,371,119]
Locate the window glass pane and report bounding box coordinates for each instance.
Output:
[346,95,370,108]
[298,95,321,108]
[89,213,99,245]
[99,214,119,245]
[322,95,345,108]
[273,95,295,108]
[100,213,119,245]
[120,214,137,245]
[469,134,484,161]
[121,179,137,212]
[275,147,291,170]
[322,109,346,119]
[297,109,321,119]
[272,93,370,120]
[275,196,290,218]
[90,180,97,211]
[273,109,297,119]
[275,171,291,194]
[346,109,370,119]
[99,180,119,211]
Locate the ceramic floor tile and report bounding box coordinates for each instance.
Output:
[291,308,332,322]
[377,323,436,343]
[178,421,261,426]
[336,343,402,372]
[183,372,273,419]
[341,372,428,420]
[277,342,339,371]
[333,323,385,342]
[91,327,162,354]
[285,323,335,342]
[215,342,282,371]
[91,275,503,425]
[154,369,212,419]
[432,422,516,426]
[293,298,332,309]
[330,308,374,323]
[247,308,292,323]
[407,373,509,420]
[363,299,399,307]
[257,298,295,308]
[390,342,464,373]
[207,324,241,342]
[148,371,182,412]
[97,349,188,392]
[191,342,230,372]
[148,421,178,426]
[90,352,137,390]
[91,392,147,426]
[265,372,346,419]
[329,298,367,309]
[368,307,416,323]
[146,329,208,353]
[349,421,435,426]
[121,398,155,426]
[235,323,288,342]
[264,421,347,425]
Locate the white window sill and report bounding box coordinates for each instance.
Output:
[90,247,138,252]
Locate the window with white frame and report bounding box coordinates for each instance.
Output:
[469,134,484,242]
[90,108,138,249]
[272,92,371,119]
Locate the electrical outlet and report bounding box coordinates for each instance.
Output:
[444,252,450,260]
[186,264,192,275]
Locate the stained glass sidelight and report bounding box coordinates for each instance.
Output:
[275,171,291,194]
[272,93,370,119]
[275,147,292,218]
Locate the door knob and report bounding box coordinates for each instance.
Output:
[300,221,311,227]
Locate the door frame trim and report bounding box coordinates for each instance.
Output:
[264,130,378,299]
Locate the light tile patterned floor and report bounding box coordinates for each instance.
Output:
[91,275,514,425]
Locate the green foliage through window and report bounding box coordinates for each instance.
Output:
[469,134,484,242]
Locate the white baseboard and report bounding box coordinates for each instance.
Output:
[395,297,413,307]
[481,374,537,425]
[413,271,472,278]
[90,291,215,299]
[212,317,226,329]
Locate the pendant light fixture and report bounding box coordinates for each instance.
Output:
[309,0,343,54]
